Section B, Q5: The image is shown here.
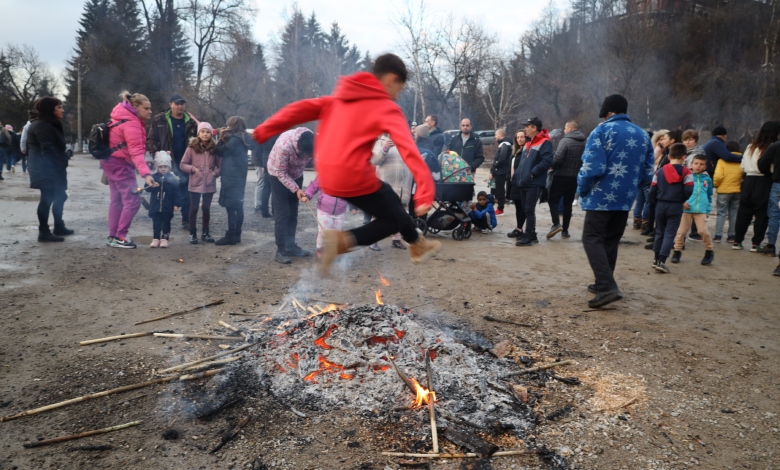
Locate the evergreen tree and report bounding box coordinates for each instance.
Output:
[274,8,314,103]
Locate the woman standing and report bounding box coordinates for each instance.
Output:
[27,97,72,241]
[371,132,413,250]
[732,121,780,251]
[215,116,251,246]
[102,91,156,248]
[506,129,528,239]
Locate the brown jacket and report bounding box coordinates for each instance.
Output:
[179,147,221,193]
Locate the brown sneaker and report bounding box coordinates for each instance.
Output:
[633,217,642,230]
[408,235,441,264]
[320,230,356,275]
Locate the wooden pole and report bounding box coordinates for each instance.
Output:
[152,333,243,341]
[79,332,151,346]
[23,421,143,448]
[425,351,438,454]
[183,356,240,371]
[134,299,224,326]
[502,360,573,378]
[158,343,254,374]
[388,357,417,396]
[380,450,529,459]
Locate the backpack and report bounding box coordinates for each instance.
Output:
[88,120,127,159]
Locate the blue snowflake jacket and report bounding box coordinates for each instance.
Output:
[577,114,654,211]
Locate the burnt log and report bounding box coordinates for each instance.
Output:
[441,426,499,457]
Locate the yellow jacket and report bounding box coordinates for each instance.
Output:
[713,153,743,194]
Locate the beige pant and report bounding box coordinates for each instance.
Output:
[674,213,713,250]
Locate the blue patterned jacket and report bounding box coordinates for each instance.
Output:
[577,114,654,211]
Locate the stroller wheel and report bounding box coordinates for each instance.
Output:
[413,217,428,235]
[452,227,465,241]
[463,227,472,239]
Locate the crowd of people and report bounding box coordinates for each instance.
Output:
[5,53,780,307]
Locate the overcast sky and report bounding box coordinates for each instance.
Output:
[0,0,563,77]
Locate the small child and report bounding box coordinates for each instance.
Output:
[649,143,694,273]
[304,176,355,257]
[180,122,221,244]
[144,152,183,248]
[712,141,743,243]
[469,191,497,234]
[671,155,714,265]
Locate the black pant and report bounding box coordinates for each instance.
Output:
[179,180,190,223]
[257,169,271,214]
[653,201,684,261]
[734,175,772,245]
[188,192,213,232]
[225,201,244,235]
[548,176,578,231]
[518,186,542,236]
[345,182,419,246]
[152,212,173,239]
[470,212,491,230]
[493,174,507,211]
[582,211,628,292]
[37,186,67,228]
[270,175,302,252]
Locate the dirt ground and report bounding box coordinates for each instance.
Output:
[0,155,778,470]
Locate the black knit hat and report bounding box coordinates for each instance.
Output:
[598,94,628,118]
[712,125,727,137]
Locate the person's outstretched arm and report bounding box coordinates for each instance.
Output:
[253,98,329,143]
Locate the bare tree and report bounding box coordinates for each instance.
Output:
[391,0,430,122]
[480,53,523,129]
[0,44,57,124]
[180,0,254,97]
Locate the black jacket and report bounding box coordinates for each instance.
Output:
[448,133,484,171]
[146,110,198,177]
[551,130,586,178]
[490,138,513,176]
[416,137,440,176]
[145,172,184,216]
[26,119,68,191]
[758,141,780,183]
[217,133,250,207]
[512,137,554,189]
[429,127,445,156]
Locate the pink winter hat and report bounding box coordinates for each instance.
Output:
[197,122,213,133]
[5,124,12,131]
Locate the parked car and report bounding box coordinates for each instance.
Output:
[475,130,496,146]
[65,143,73,158]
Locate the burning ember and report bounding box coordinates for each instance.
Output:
[378,270,391,286]
[308,303,340,319]
[410,378,435,408]
[178,259,184,263]
[375,289,384,305]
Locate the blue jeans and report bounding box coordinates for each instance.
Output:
[767,183,780,246]
[634,184,650,219]
[5,152,17,170]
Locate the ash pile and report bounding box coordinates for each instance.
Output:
[246,303,536,435]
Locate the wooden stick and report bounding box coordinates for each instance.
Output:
[158,343,254,374]
[597,396,639,412]
[502,360,573,378]
[381,450,529,459]
[23,421,143,448]
[388,357,417,396]
[309,298,341,306]
[1,368,218,423]
[277,301,287,311]
[134,300,224,326]
[306,306,319,316]
[290,297,304,310]
[153,333,244,341]
[228,312,260,316]
[179,369,223,381]
[183,356,240,371]
[219,320,247,339]
[425,351,438,454]
[79,332,151,346]
[482,315,535,328]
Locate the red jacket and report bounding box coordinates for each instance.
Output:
[253,72,434,206]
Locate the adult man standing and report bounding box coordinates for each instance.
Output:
[547,120,586,239]
[447,118,484,172]
[146,94,198,229]
[424,114,445,155]
[578,94,654,308]
[267,128,314,264]
[513,118,554,247]
[703,126,740,179]
[489,128,512,215]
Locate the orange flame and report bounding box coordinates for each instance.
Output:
[411,378,435,408]
[308,303,340,319]
[376,289,384,305]
[378,270,391,286]
[178,259,184,263]
[303,356,353,383]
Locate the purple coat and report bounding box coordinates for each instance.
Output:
[305,176,348,216]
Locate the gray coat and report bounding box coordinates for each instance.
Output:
[371,137,413,205]
[551,130,586,178]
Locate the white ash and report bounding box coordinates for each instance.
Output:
[245,304,535,435]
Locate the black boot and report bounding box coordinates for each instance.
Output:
[202,230,215,243]
[189,229,199,244]
[38,226,64,242]
[214,231,236,246]
[235,229,241,243]
[53,221,74,236]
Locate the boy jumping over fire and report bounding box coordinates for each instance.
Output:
[252,54,440,272]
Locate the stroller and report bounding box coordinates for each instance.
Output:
[412,166,475,241]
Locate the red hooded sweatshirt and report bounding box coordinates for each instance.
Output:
[253,72,434,207]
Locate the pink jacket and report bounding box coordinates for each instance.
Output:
[180,144,221,193]
[304,176,349,215]
[109,102,151,177]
